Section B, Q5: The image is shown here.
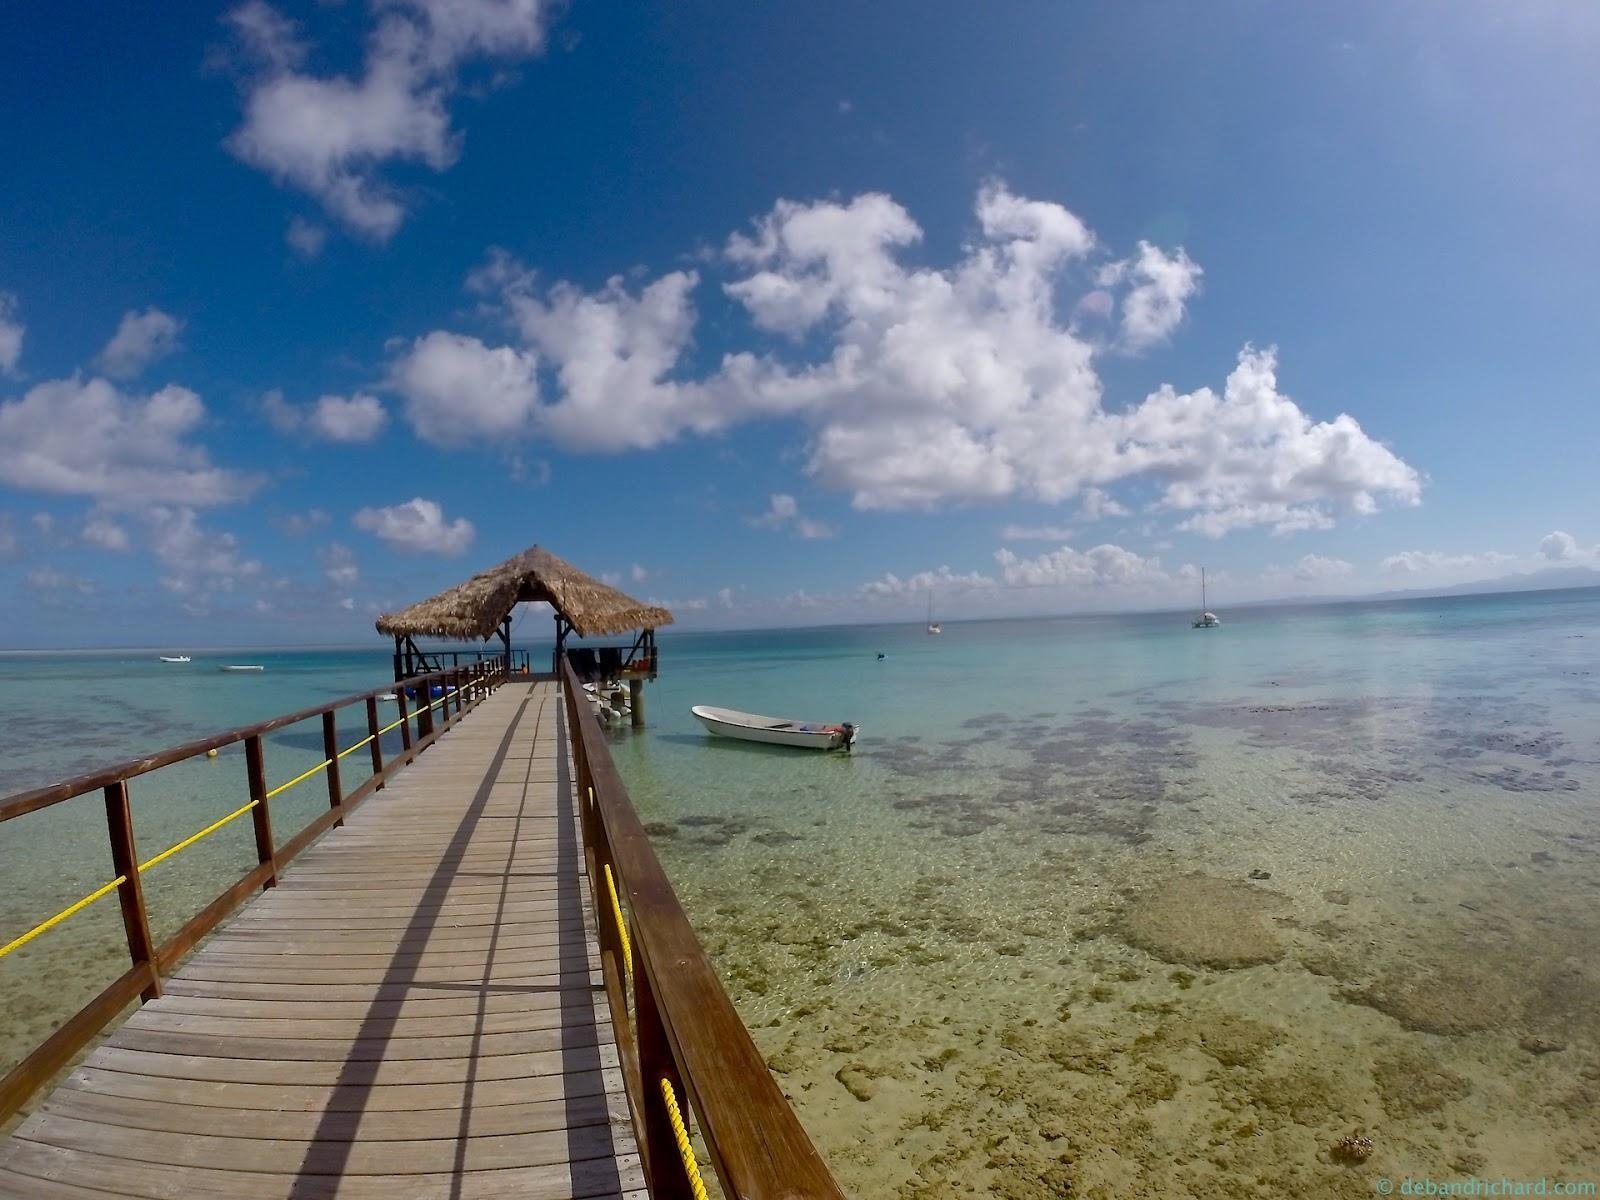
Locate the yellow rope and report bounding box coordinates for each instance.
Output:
[659,1078,711,1200]
[336,734,374,760]
[604,863,632,976]
[264,758,330,800]
[0,877,126,959]
[138,799,260,873]
[0,678,498,962]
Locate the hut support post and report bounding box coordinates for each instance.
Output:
[629,677,644,728]
[553,615,570,675]
[497,617,512,678]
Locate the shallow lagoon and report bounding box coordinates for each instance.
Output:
[2,593,1599,1193]
[609,591,1600,1196]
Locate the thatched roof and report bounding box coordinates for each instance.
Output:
[375,547,673,641]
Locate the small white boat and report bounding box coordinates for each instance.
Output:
[926,593,941,635]
[222,664,265,672]
[158,655,191,664]
[691,705,857,751]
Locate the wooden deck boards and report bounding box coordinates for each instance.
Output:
[0,681,643,1199]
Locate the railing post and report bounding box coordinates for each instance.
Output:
[366,696,384,789]
[244,735,277,889]
[634,962,695,1200]
[103,781,161,1001]
[418,680,435,740]
[396,688,412,752]
[321,709,343,825]
[453,668,464,717]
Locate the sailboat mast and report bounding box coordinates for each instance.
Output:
[1201,567,1206,611]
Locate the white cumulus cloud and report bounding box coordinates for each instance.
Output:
[1539,531,1578,561]
[286,216,329,258]
[225,0,556,240]
[353,496,474,554]
[0,293,23,374]
[0,375,260,507]
[264,389,388,442]
[389,331,539,446]
[401,184,1419,534]
[749,492,833,539]
[1099,241,1202,352]
[318,541,360,586]
[23,567,96,599]
[1126,347,1422,537]
[96,308,183,379]
[860,565,998,599]
[81,518,131,551]
[1381,550,1515,576]
[1077,487,1129,521]
[504,269,744,452]
[1291,554,1353,581]
[147,506,263,596]
[1534,530,1598,563]
[994,543,1179,590]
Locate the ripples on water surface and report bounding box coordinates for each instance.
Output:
[3,593,1600,1194]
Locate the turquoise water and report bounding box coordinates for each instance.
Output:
[0,641,518,1095]
[3,592,1600,1194]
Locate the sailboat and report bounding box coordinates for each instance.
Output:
[1192,568,1221,628]
[926,592,941,635]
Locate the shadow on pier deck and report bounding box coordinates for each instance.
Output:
[0,664,842,1198]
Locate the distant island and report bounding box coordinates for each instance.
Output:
[1246,564,1600,610]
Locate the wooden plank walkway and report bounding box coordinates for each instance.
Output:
[0,680,643,1199]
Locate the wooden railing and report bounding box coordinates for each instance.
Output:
[0,656,509,1122]
[560,657,844,1199]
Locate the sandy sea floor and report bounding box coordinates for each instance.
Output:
[625,666,1600,1197]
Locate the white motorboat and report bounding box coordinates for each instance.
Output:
[1192,567,1221,628]
[222,664,265,672]
[158,655,191,663]
[691,705,857,751]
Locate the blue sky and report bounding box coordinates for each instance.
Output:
[2,1,1597,646]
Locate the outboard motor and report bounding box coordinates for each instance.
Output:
[840,722,858,750]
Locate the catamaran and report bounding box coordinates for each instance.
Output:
[926,592,941,635]
[1192,568,1221,628]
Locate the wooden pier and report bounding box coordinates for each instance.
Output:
[1,679,642,1198]
[0,658,844,1198]
[1,549,843,1197]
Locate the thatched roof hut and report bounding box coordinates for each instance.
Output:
[375,547,673,641]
